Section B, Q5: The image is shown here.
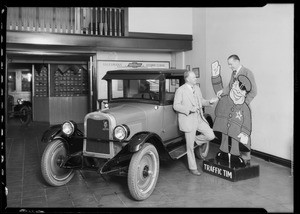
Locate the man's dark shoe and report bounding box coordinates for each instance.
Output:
[189,169,201,176]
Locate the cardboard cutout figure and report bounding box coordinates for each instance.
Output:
[211,61,252,168]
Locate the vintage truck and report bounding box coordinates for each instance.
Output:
[40,68,213,200]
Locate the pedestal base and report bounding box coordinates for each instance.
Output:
[202,158,259,182]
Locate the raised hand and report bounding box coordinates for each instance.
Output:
[211,61,221,77]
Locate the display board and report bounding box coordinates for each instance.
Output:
[50,64,88,97]
[32,63,89,124]
[34,64,48,97]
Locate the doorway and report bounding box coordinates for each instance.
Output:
[7,63,32,104]
[7,63,33,126]
[6,53,95,125]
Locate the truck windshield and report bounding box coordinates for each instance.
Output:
[111,79,160,101]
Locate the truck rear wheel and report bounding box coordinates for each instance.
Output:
[41,139,74,186]
[127,143,159,201]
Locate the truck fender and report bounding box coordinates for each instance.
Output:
[41,124,83,144]
[41,124,63,143]
[128,132,163,153]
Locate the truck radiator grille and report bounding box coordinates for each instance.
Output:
[86,118,110,154]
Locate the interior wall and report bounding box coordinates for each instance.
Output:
[185,8,207,97]
[128,8,193,34]
[190,4,294,160]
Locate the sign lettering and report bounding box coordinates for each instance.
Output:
[203,163,233,179]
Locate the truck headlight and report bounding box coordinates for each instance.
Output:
[62,121,76,136]
[113,125,130,141]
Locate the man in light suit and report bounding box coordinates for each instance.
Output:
[174,71,218,176]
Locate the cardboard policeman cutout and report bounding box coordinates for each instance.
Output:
[211,61,252,168]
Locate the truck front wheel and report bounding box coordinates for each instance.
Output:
[127,143,159,201]
[41,139,74,186]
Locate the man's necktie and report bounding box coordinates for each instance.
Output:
[233,70,237,81]
[192,86,200,113]
[191,86,195,94]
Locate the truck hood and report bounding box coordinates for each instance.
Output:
[103,103,153,125]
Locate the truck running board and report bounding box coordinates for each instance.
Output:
[169,143,199,160]
[169,144,186,159]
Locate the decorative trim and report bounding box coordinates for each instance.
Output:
[192,67,200,78]
[6,31,192,52]
[186,65,190,71]
[128,32,192,40]
[251,149,291,168]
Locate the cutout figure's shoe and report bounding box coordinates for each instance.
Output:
[230,155,246,168]
[215,151,229,162]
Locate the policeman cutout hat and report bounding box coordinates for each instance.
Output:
[237,75,252,93]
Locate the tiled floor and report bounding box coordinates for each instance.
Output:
[4,120,294,212]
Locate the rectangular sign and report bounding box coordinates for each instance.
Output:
[203,159,259,182]
[203,160,235,181]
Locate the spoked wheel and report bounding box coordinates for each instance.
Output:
[41,139,74,186]
[19,106,31,126]
[127,143,159,201]
[195,142,210,160]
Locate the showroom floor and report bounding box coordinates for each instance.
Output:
[4,120,293,212]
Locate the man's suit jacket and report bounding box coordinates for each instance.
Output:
[223,66,257,105]
[173,83,210,132]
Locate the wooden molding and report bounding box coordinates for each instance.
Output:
[6,31,192,53]
[128,32,192,40]
[251,149,292,168]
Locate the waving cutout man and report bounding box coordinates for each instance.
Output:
[211,56,257,167]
